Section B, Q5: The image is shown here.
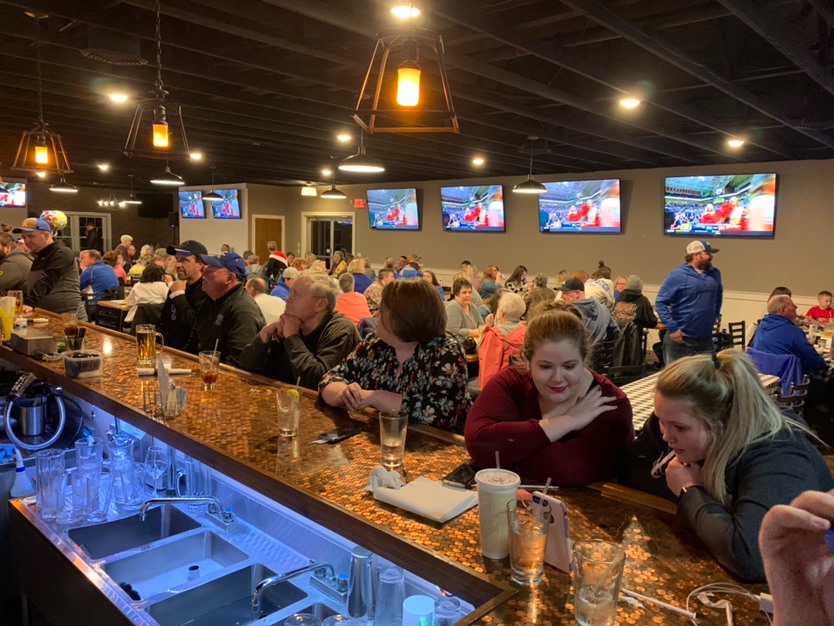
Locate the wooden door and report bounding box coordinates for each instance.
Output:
[253,216,284,261]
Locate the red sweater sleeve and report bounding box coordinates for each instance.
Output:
[464,368,635,485]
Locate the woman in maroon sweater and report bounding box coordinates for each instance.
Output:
[464,310,634,485]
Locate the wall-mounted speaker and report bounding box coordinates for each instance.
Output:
[168,212,179,228]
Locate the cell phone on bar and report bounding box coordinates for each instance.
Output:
[532,491,572,572]
[315,426,361,444]
[441,462,481,489]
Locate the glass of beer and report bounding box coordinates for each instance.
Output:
[199,350,221,391]
[135,324,164,367]
[7,291,23,317]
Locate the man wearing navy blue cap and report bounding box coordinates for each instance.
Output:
[656,240,723,365]
[160,240,209,350]
[13,218,85,319]
[184,251,264,366]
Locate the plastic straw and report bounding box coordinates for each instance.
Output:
[213,338,219,354]
[494,450,500,469]
[621,588,697,620]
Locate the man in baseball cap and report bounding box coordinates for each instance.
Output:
[184,251,264,366]
[556,277,620,345]
[270,266,299,301]
[161,240,209,350]
[655,239,723,365]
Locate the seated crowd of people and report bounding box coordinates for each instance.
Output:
[5,219,834,592]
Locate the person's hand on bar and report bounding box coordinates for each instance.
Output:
[759,489,834,626]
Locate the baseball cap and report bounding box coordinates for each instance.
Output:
[556,277,585,292]
[199,252,246,282]
[686,240,720,255]
[167,240,208,258]
[12,218,51,233]
[282,267,300,280]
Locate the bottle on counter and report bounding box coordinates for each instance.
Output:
[10,448,35,498]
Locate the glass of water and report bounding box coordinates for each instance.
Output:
[572,540,626,626]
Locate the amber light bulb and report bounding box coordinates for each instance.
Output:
[397,61,421,107]
[34,144,49,164]
[152,121,169,148]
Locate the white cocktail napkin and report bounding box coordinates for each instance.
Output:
[372,476,478,523]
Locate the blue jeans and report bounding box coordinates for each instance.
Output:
[662,335,713,366]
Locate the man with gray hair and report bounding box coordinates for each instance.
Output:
[239,271,360,387]
[115,234,134,271]
[752,294,826,377]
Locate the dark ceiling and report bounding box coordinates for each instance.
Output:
[1,0,833,192]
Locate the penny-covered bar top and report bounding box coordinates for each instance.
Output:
[4,312,770,625]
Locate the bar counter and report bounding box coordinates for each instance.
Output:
[4,313,770,625]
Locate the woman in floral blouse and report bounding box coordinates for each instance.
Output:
[319,279,471,433]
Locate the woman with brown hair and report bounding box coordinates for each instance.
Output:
[465,310,634,484]
[478,265,502,300]
[319,279,471,432]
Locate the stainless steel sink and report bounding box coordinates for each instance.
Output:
[67,505,200,559]
[103,531,247,600]
[147,564,308,626]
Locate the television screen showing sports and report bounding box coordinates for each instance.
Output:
[211,189,242,219]
[0,183,26,208]
[538,179,621,233]
[664,173,777,238]
[178,190,205,218]
[367,188,420,230]
[441,185,505,232]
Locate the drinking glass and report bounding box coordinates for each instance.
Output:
[321,616,359,626]
[7,290,23,317]
[507,497,551,585]
[276,388,300,437]
[0,297,15,341]
[199,350,221,391]
[56,468,86,525]
[144,446,168,492]
[572,540,626,626]
[35,448,66,521]
[136,324,164,367]
[62,312,79,338]
[176,456,212,512]
[402,595,434,626]
[284,614,321,625]
[379,412,407,470]
[374,565,405,626]
[85,468,113,522]
[434,597,462,626]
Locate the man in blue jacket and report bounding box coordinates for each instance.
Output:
[753,295,826,376]
[656,240,723,365]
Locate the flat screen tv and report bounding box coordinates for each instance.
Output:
[211,189,241,219]
[664,173,777,238]
[367,188,420,230]
[441,185,505,232]
[178,190,205,219]
[0,182,26,208]
[538,179,621,233]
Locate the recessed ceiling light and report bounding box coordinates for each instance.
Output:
[107,92,129,103]
[727,138,745,148]
[619,97,641,109]
[336,133,352,143]
[321,167,332,177]
[391,4,421,19]
[189,151,203,161]
[97,163,110,172]
[472,157,485,166]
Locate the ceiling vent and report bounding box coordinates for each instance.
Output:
[81,28,147,65]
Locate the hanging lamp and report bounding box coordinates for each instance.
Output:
[513,136,547,195]
[49,176,77,194]
[122,0,189,184]
[322,159,347,200]
[300,182,317,197]
[339,132,385,173]
[150,162,184,186]
[203,167,222,202]
[11,13,73,176]
[123,174,142,205]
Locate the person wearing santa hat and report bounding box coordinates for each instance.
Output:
[263,241,288,289]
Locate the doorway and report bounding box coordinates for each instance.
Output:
[59,213,112,253]
[251,214,284,264]
[302,213,354,266]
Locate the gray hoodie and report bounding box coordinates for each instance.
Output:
[573,298,620,343]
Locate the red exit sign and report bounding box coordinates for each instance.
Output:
[353,198,366,209]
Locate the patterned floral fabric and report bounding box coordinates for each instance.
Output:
[506,279,526,294]
[319,333,472,433]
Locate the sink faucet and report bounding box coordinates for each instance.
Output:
[139,496,223,521]
[250,562,335,615]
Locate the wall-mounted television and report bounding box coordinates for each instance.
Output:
[538,179,621,233]
[367,188,420,230]
[664,173,777,238]
[0,182,26,208]
[178,190,205,219]
[211,189,241,219]
[441,185,505,232]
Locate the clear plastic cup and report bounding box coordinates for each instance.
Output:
[474,468,520,559]
[35,449,66,521]
[374,565,405,626]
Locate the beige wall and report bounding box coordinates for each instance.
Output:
[182,158,834,299]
